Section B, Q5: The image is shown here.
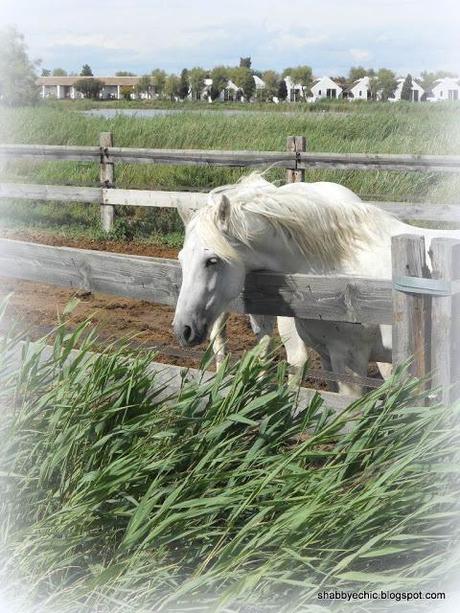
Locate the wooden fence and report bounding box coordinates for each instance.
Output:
[0,134,459,405]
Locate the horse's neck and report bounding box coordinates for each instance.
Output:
[241,239,341,275]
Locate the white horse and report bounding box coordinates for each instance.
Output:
[173,174,458,395]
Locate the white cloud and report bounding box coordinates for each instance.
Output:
[349,49,372,62]
[268,31,328,52]
[48,34,134,51]
[1,0,459,74]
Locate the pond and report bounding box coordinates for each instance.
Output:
[79,108,344,119]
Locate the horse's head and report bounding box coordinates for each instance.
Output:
[173,195,245,347]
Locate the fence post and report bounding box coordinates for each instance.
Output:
[429,238,460,404]
[391,234,431,382]
[287,136,306,183]
[99,132,115,232]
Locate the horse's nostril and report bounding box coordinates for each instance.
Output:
[183,325,192,342]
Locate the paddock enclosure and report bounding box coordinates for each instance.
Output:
[1,134,459,407]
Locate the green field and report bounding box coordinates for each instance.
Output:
[1,101,460,242]
[1,314,459,611]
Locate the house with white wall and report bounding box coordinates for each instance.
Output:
[253,75,265,93]
[310,76,343,100]
[283,76,306,102]
[429,77,460,102]
[218,80,241,102]
[217,76,266,102]
[349,76,372,100]
[389,77,424,102]
[37,76,141,100]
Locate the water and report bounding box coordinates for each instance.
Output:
[79,108,340,119]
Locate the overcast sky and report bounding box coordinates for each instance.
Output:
[1,0,459,76]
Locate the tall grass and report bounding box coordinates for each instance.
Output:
[1,313,459,612]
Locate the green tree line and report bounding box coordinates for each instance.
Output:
[1,26,457,106]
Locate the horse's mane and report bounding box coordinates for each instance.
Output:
[189,172,397,267]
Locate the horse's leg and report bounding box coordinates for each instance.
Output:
[318,352,337,392]
[248,314,276,356]
[327,340,373,397]
[277,316,309,384]
[376,324,393,380]
[376,362,392,380]
[209,312,229,367]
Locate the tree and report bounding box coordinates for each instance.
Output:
[282,65,313,95]
[333,75,348,90]
[0,26,39,106]
[164,74,180,100]
[115,71,136,76]
[52,67,67,76]
[189,67,206,100]
[348,66,367,82]
[80,64,93,76]
[261,70,280,101]
[231,66,255,101]
[178,68,189,99]
[400,74,413,101]
[74,78,104,99]
[120,85,133,100]
[277,78,288,101]
[210,65,229,100]
[41,68,51,77]
[239,57,251,69]
[151,68,167,97]
[135,75,153,98]
[375,68,397,101]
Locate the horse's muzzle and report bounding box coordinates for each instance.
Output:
[173,322,208,347]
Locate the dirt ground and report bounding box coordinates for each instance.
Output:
[1,229,324,375]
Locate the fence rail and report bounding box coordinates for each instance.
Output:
[1,183,459,224]
[2,143,460,172]
[0,238,393,325]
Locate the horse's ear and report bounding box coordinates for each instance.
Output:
[177,203,197,227]
[216,194,231,232]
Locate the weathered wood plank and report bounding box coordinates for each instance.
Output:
[0,239,393,325]
[102,188,208,208]
[2,182,458,224]
[297,152,460,172]
[0,144,100,162]
[429,239,460,403]
[0,182,101,203]
[391,234,431,380]
[370,201,460,224]
[99,132,115,232]
[1,143,460,172]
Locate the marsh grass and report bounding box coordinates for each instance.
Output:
[1,311,459,612]
[1,103,459,241]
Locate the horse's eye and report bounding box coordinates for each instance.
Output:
[205,257,219,267]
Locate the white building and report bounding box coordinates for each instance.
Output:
[193,77,213,101]
[219,79,242,101]
[349,76,372,100]
[283,76,306,102]
[310,76,343,100]
[253,75,265,91]
[389,77,424,102]
[37,76,141,100]
[430,77,460,102]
